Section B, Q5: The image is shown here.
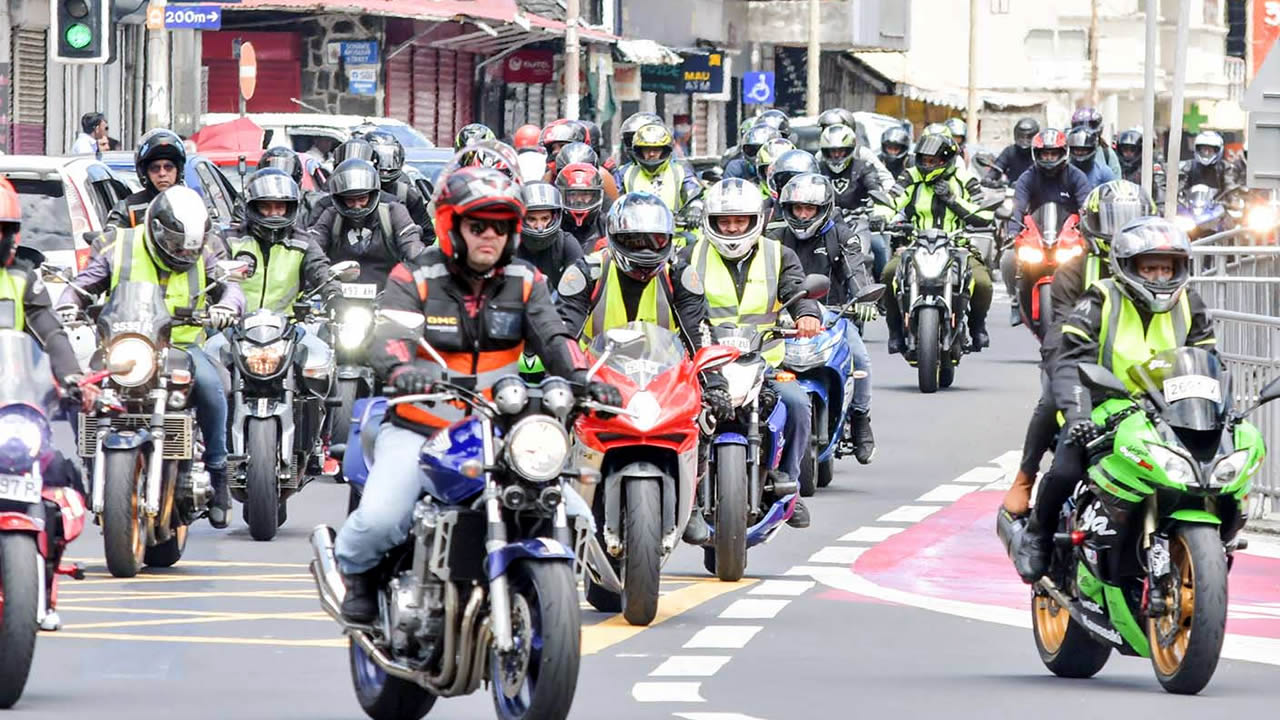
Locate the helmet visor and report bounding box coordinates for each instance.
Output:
[246,173,299,203]
[1090,197,1147,237]
[330,164,380,196]
[612,232,671,252]
[1195,145,1220,164]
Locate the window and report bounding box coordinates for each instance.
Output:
[11,179,73,252]
[1024,28,1088,60]
[197,163,235,223]
[1025,29,1055,59]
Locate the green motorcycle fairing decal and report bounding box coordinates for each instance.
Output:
[519,353,545,374]
[1075,562,1105,605]
[1227,420,1267,499]
[1102,582,1150,656]
[1168,509,1222,525]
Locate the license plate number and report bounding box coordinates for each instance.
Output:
[341,283,377,299]
[1162,375,1221,403]
[0,473,42,504]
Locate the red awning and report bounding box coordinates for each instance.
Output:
[232,0,518,23]
[189,117,266,153]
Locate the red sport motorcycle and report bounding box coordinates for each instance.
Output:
[1012,202,1085,341]
[572,322,737,626]
[0,331,88,709]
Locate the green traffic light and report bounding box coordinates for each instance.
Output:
[65,22,92,49]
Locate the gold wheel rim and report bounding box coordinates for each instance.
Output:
[1035,593,1069,654]
[131,456,145,565]
[1150,535,1195,675]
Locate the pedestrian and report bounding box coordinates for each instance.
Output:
[71,112,109,155]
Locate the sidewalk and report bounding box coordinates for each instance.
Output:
[1247,516,1280,537]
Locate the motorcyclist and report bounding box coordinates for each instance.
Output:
[1067,125,1117,189]
[333,165,621,622]
[878,126,912,181]
[819,124,893,275]
[818,108,896,189]
[681,177,822,529]
[365,130,432,231]
[725,124,781,182]
[769,173,877,463]
[882,132,994,353]
[619,123,700,213]
[512,124,542,152]
[766,149,821,202]
[302,138,391,227]
[986,116,1039,187]
[517,181,583,288]
[753,109,792,140]
[1011,217,1216,582]
[455,122,496,151]
[1114,128,1167,203]
[58,186,244,528]
[307,158,427,289]
[616,112,662,168]
[1071,106,1122,176]
[998,180,1154,530]
[1180,130,1240,192]
[259,146,323,226]
[557,161,608,253]
[944,117,969,168]
[106,129,187,230]
[719,118,758,177]
[541,121,586,168]
[548,142,620,203]
[754,137,797,214]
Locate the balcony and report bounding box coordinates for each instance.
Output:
[744,0,908,51]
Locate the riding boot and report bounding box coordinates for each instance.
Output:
[787,498,811,528]
[1002,469,1035,516]
[849,410,875,464]
[969,316,991,351]
[208,467,230,529]
[1012,516,1051,583]
[340,570,379,624]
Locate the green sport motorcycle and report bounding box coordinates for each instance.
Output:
[1030,347,1278,694]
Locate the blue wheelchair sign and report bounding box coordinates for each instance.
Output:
[743,72,775,105]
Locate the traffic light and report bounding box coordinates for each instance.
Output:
[51,0,111,64]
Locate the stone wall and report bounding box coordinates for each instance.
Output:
[297,14,384,116]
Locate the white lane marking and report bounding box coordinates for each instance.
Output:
[989,450,1022,479]
[683,625,762,649]
[633,682,705,702]
[675,714,771,720]
[950,466,1005,485]
[649,655,733,677]
[916,484,979,503]
[807,546,868,564]
[748,580,814,596]
[838,526,904,543]
[718,598,790,619]
[1241,534,1280,559]
[877,505,942,523]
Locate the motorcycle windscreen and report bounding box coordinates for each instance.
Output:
[1187,184,1214,212]
[1030,202,1067,242]
[0,330,57,415]
[586,321,685,389]
[97,281,173,341]
[1131,347,1225,432]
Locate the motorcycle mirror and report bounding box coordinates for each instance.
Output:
[1255,376,1280,408]
[1078,363,1129,399]
[693,344,740,374]
[700,167,723,183]
[214,259,251,284]
[331,260,361,282]
[799,274,830,300]
[378,309,426,333]
[41,264,72,283]
[854,283,886,305]
[603,327,645,347]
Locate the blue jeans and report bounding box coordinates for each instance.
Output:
[868,232,889,280]
[771,379,812,482]
[844,323,872,414]
[187,346,228,471]
[336,424,592,575]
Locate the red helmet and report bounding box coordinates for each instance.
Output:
[555,162,603,228]
[433,166,526,272]
[513,124,542,151]
[0,177,21,266]
[1032,128,1069,175]
[540,120,586,157]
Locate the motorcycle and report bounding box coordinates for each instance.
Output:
[312,326,618,720]
[328,278,379,463]
[572,322,738,624]
[889,226,974,393]
[783,283,885,496]
[1175,184,1231,241]
[220,260,361,540]
[1012,202,1085,341]
[70,261,247,578]
[0,332,87,709]
[1020,349,1275,694]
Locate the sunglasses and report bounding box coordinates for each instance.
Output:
[149,161,178,172]
[463,218,513,236]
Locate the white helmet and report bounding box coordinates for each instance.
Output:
[702,178,765,260]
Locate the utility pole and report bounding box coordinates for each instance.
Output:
[1164,0,1191,219]
[806,0,820,116]
[564,0,581,120]
[145,0,171,130]
[1088,0,1100,107]
[965,0,978,147]
[1141,0,1156,194]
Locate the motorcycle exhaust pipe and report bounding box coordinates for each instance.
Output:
[309,525,348,619]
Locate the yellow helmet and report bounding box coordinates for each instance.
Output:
[630,123,674,171]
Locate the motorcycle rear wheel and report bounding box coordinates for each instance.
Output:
[798,404,825,497]
[622,481,662,626]
[916,308,942,394]
[331,379,361,458]
[1149,524,1228,695]
[144,523,188,568]
[491,561,581,720]
[102,450,146,578]
[1031,589,1110,678]
[244,419,281,542]
[348,639,436,720]
[712,445,748,582]
[0,533,39,708]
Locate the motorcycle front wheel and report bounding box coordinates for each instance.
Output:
[622,480,662,626]
[244,418,281,542]
[1149,524,1228,695]
[102,449,146,578]
[915,307,942,394]
[348,640,436,720]
[491,561,581,720]
[0,533,39,708]
[331,379,362,455]
[712,445,748,582]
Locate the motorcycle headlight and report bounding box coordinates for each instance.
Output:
[1210,450,1251,489]
[107,337,157,387]
[1054,245,1084,264]
[1246,204,1278,233]
[338,306,374,350]
[241,339,287,376]
[1016,245,1046,265]
[721,361,760,406]
[626,390,662,431]
[913,247,951,278]
[505,415,569,482]
[1146,444,1198,487]
[0,410,46,464]
[784,339,827,372]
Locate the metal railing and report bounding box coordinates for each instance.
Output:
[1190,233,1280,518]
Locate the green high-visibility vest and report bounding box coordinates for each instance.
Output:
[692,237,784,366]
[0,269,26,331]
[109,226,207,346]
[624,162,682,211]
[582,251,674,342]
[1094,278,1191,392]
[230,237,305,315]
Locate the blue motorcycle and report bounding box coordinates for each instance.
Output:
[783,284,884,495]
[1175,184,1229,241]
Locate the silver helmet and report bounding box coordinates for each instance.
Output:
[520,182,563,252]
[144,186,210,272]
[606,192,674,281]
[779,173,835,241]
[818,124,857,174]
[1109,216,1192,313]
[702,178,766,260]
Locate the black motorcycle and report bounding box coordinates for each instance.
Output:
[889,226,974,394]
[329,279,379,457]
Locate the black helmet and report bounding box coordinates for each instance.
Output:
[454,123,496,151]
[244,168,301,244]
[364,130,405,184]
[1115,129,1144,174]
[778,173,835,241]
[767,149,821,199]
[555,142,599,170]
[1110,217,1192,314]
[740,125,781,169]
[914,133,958,182]
[144,186,208,272]
[755,109,791,138]
[1080,180,1156,256]
[328,158,381,222]
[606,192,674,282]
[880,126,910,158]
[136,129,187,191]
[258,146,303,186]
[1067,126,1099,167]
[578,119,605,159]
[333,138,379,170]
[818,108,857,130]
[1013,117,1041,149]
[520,182,563,252]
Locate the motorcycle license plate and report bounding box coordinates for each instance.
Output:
[718,336,752,353]
[0,473,42,504]
[341,283,377,299]
[1163,375,1221,403]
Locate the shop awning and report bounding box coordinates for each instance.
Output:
[614,38,683,66]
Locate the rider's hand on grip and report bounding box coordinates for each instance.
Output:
[584,382,623,419]
[703,386,734,422]
[1066,418,1100,447]
[208,304,238,330]
[390,365,440,396]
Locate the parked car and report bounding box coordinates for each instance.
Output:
[0,156,131,271]
[199,112,436,154]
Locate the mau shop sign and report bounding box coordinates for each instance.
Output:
[503,49,555,84]
[641,52,725,94]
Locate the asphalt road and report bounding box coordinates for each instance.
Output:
[16,302,1280,719]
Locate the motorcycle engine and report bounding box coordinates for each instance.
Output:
[387,573,445,666]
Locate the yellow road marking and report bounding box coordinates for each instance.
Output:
[58,590,316,603]
[56,605,329,619]
[46,631,347,648]
[67,558,310,569]
[64,612,333,631]
[580,578,756,656]
[74,573,312,585]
